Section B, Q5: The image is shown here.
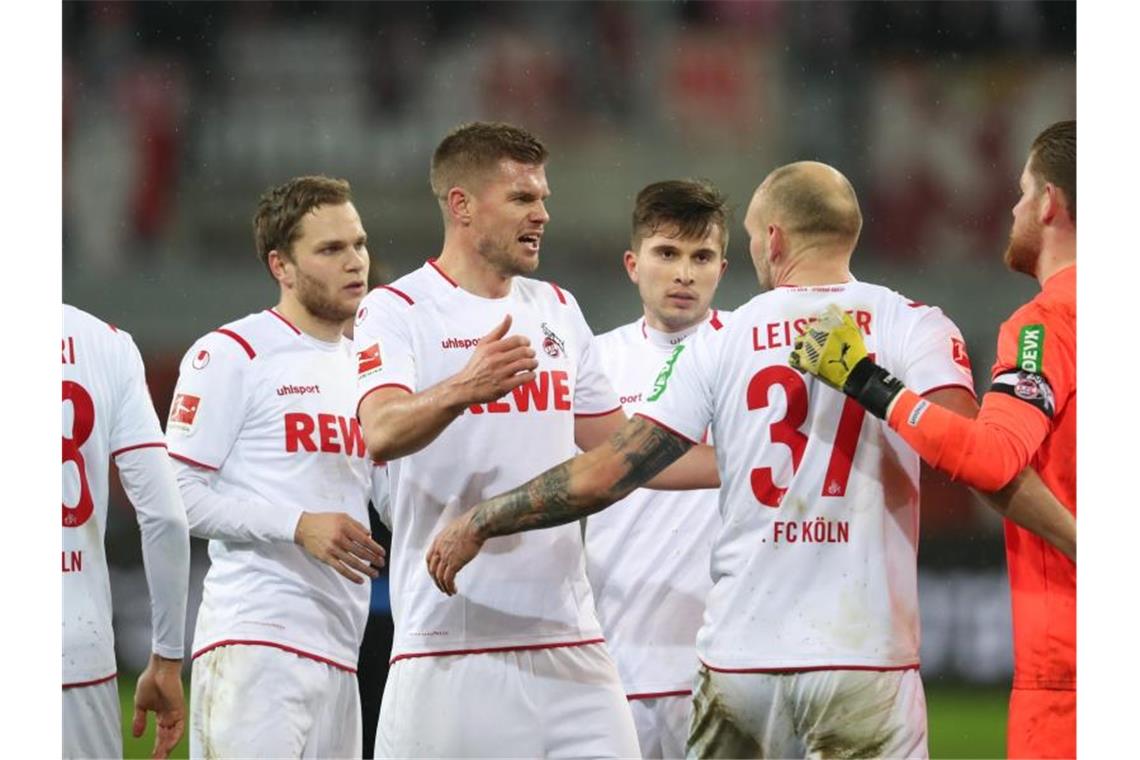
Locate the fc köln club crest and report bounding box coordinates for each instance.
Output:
[540,323,565,358]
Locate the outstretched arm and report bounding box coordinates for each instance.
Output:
[426,416,693,594]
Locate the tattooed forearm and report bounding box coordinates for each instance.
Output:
[469,417,692,539]
[611,418,693,495]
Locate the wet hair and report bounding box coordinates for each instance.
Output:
[1029,120,1076,222]
[631,179,730,255]
[253,175,352,274]
[430,121,548,201]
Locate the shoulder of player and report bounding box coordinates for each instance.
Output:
[64,304,145,357]
[189,310,294,363]
[514,275,578,309]
[595,319,641,345]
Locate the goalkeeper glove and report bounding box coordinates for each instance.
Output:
[788,304,905,419]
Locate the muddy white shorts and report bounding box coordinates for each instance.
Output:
[687,665,927,759]
[376,642,640,758]
[62,675,121,760]
[190,643,361,759]
[628,692,692,759]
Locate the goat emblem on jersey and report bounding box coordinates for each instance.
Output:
[540,323,565,358]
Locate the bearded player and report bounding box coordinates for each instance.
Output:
[790,120,1077,759]
[63,304,190,759]
[166,176,386,758]
[585,179,729,757]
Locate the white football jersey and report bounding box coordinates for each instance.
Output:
[354,261,621,661]
[641,280,975,671]
[62,305,169,685]
[166,309,372,670]
[585,312,727,697]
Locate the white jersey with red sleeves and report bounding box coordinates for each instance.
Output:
[585,311,728,697]
[63,305,169,685]
[166,309,372,670]
[640,280,974,671]
[353,261,621,661]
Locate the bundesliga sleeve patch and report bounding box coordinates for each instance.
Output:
[357,343,383,376]
[168,393,201,431]
[951,336,972,372]
[991,369,1055,418]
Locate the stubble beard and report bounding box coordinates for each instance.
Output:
[295,267,356,324]
[477,234,539,278]
[1003,218,1042,278]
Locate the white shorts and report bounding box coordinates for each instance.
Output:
[62,676,121,760]
[629,693,692,759]
[376,642,640,758]
[687,666,928,759]
[190,643,361,759]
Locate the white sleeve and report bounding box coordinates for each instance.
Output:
[172,458,303,543]
[108,332,166,452]
[165,334,248,469]
[637,327,716,443]
[895,304,977,396]
[564,292,621,416]
[115,446,190,660]
[370,464,391,531]
[354,290,418,409]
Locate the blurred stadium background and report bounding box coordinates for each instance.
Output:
[62,2,1074,757]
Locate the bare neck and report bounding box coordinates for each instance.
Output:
[774,244,853,288]
[273,296,346,343]
[1035,229,1077,286]
[435,238,513,299]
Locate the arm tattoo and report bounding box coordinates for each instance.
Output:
[471,417,693,539]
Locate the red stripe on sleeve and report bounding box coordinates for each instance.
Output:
[111,442,168,458]
[632,413,701,445]
[168,452,219,471]
[379,285,415,305]
[213,329,256,359]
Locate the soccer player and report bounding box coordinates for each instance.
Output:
[428,160,991,757]
[166,176,386,758]
[62,304,190,759]
[585,179,729,758]
[354,122,715,757]
[788,120,1077,758]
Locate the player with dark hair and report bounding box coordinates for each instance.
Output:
[585,178,730,757]
[789,120,1077,759]
[167,175,385,758]
[354,122,715,757]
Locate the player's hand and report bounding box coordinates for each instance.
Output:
[425,510,485,596]
[453,314,538,404]
[294,512,386,584]
[132,654,185,759]
[788,304,869,390]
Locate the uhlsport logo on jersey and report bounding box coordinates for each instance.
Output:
[540,322,565,358]
[1017,324,1044,373]
[357,342,382,376]
[647,344,685,402]
[168,393,201,432]
[192,349,210,370]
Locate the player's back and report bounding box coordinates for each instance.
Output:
[62,304,166,685]
[643,281,974,671]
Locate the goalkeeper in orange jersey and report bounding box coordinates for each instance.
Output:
[791,120,1076,759]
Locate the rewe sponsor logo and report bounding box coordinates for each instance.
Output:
[468,370,572,414]
[284,412,367,458]
[277,384,320,397]
[441,337,481,350]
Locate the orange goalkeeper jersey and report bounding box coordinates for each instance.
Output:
[992,264,1075,690]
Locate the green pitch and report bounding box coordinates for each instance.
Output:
[117,677,1006,759]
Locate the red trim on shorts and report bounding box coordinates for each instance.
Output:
[168,452,219,471]
[389,637,606,665]
[427,258,459,287]
[574,406,623,419]
[266,308,302,335]
[63,672,117,689]
[356,383,414,421]
[633,413,701,446]
[379,284,415,305]
[920,382,977,400]
[627,689,692,701]
[549,282,567,304]
[709,310,723,330]
[193,640,357,674]
[213,328,256,359]
[699,658,920,674]
[112,442,167,458]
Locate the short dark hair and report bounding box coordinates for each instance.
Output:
[430,122,548,201]
[1029,120,1076,222]
[631,179,731,255]
[253,176,352,274]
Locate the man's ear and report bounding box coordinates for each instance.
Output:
[767,223,785,262]
[447,187,473,226]
[623,250,639,284]
[268,249,293,287]
[1039,182,1071,226]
